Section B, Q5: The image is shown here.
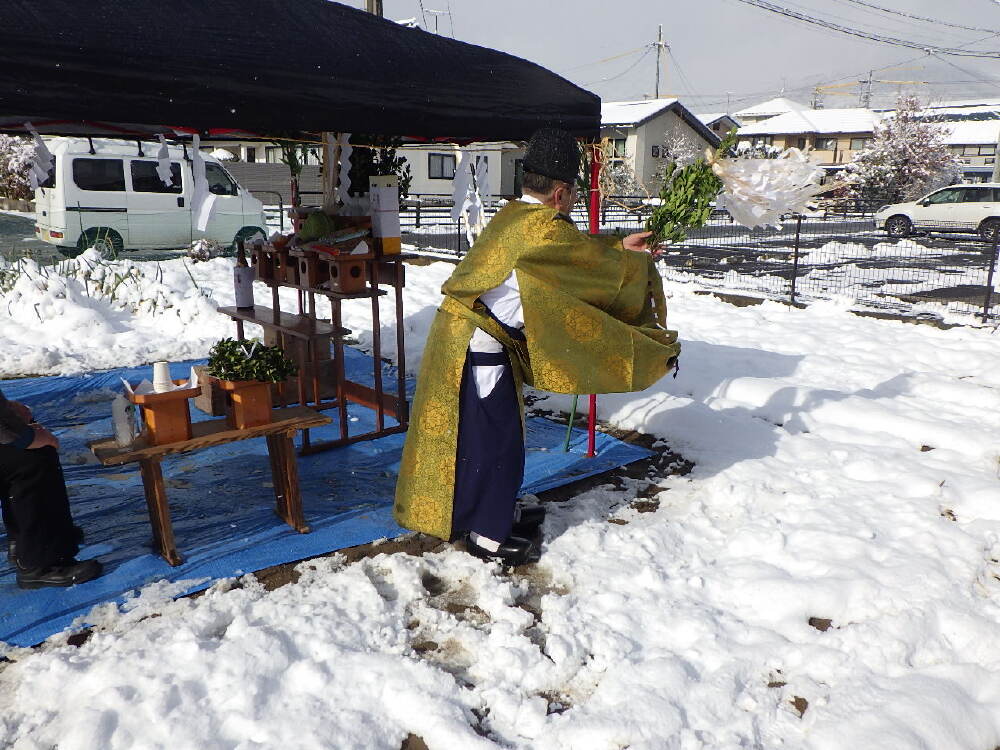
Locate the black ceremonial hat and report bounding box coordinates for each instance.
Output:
[522,128,580,184]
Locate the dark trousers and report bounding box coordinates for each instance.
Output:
[0,445,79,568]
[451,349,525,542]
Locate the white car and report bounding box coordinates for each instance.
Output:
[874,183,1000,242]
[34,137,266,257]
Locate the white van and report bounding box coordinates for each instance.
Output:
[34,138,266,257]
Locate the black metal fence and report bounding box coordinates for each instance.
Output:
[400,194,999,323]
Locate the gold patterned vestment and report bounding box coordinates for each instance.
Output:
[393,200,681,540]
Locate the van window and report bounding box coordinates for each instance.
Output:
[205,163,238,196]
[38,162,56,189]
[130,160,182,193]
[73,158,125,191]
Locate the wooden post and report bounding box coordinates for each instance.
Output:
[586,141,602,458]
[138,458,181,566]
[322,132,339,214]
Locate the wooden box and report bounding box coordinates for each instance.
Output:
[213,378,274,430]
[252,248,275,282]
[127,380,199,445]
[297,251,330,289]
[192,365,226,416]
[324,256,368,294]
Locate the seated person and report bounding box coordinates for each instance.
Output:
[0,389,102,589]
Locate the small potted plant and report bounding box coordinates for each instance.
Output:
[207,338,298,429]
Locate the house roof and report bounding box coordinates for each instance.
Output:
[739,108,884,136]
[601,99,679,127]
[943,120,1000,145]
[601,98,721,147]
[734,97,808,118]
[696,113,742,127]
[0,0,600,141]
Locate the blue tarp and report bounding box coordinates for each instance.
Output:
[0,350,652,647]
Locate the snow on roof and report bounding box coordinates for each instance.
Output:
[943,119,1000,145]
[733,97,808,118]
[738,108,884,136]
[601,99,678,126]
[696,112,742,126]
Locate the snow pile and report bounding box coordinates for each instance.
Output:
[2,261,1000,748]
[0,250,454,377]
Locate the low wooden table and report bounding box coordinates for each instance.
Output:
[89,406,331,566]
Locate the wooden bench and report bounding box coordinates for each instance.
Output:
[89,406,331,566]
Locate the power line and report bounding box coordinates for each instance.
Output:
[561,46,649,74]
[727,0,1000,58]
[583,48,652,87]
[834,0,998,34]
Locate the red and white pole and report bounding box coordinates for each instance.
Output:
[586,141,602,458]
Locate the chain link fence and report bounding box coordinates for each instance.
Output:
[402,193,999,323]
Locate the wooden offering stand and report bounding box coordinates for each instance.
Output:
[126,380,200,446]
[219,216,413,455]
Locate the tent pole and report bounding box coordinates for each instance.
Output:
[322,132,339,214]
[586,140,602,458]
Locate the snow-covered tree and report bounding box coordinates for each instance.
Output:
[653,132,700,185]
[846,95,962,203]
[0,135,35,201]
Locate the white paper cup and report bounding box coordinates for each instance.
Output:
[152,361,173,393]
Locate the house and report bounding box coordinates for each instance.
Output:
[737,107,884,174]
[397,142,523,197]
[601,99,721,193]
[733,97,808,125]
[942,120,999,183]
[696,112,741,136]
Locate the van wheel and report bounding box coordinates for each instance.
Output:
[77,228,124,260]
[885,215,912,238]
[979,218,1000,243]
[231,226,266,253]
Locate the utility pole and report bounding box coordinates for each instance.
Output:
[654,25,665,99]
[859,70,873,108]
[365,0,383,16]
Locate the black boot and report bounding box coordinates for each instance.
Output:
[16,557,103,589]
[512,505,546,537]
[465,534,539,566]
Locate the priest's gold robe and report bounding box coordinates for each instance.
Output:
[393,200,681,540]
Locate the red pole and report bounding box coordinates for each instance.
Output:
[586,142,602,458]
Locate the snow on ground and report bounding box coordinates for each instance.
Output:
[0,249,452,377]
[1,255,1000,748]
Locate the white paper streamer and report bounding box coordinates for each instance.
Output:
[713,147,825,229]
[24,122,53,190]
[156,135,173,187]
[190,134,217,232]
[450,150,472,223]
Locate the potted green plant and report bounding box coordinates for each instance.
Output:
[207,338,298,429]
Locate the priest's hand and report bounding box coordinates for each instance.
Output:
[623,231,666,258]
[622,231,654,252]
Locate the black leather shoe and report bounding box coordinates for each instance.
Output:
[16,558,103,589]
[465,534,538,566]
[515,504,546,527]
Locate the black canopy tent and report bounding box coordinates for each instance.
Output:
[0,0,600,142]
